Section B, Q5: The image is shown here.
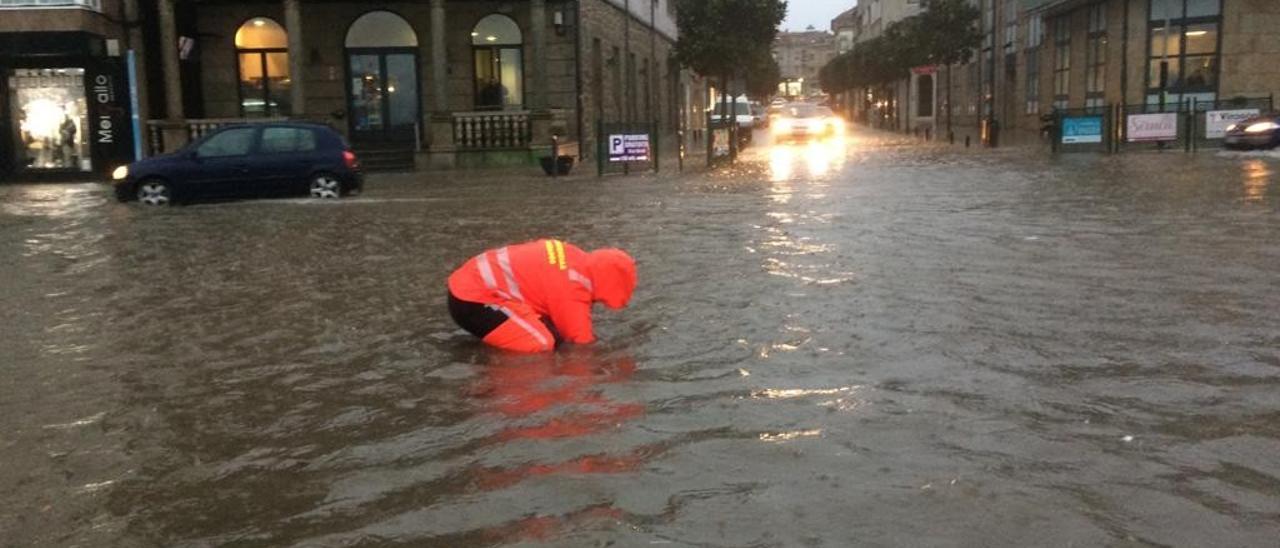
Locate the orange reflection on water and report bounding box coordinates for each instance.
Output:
[1242,159,1271,203]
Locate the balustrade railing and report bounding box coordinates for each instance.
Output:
[451,111,531,150]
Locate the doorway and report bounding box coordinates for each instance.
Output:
[344,11,421,144]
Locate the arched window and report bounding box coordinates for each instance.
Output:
[345,10,418,48]
[471,14,523,110]
[235,17,290,117]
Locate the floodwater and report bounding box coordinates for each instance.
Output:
[3,129,1280,547]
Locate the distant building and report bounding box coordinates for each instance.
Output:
[831,7,860,54]
[774,27,837,98]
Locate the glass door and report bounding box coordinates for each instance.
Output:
[346,50,419,143]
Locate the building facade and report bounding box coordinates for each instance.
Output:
[774,28,837,99]
[938,0,1280,147]
[1,0,145,180]
[2,0,702,179]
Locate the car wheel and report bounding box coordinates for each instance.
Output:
[136,178,173,206]
[309,173,342,199]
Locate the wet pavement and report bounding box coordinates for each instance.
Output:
[3,128,1280,547]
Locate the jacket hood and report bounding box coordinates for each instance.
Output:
[585,248,636,310]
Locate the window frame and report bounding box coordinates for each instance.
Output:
[1052,15,1070,109]
[234,17,291,118]
[471,13,526,111]
[1144,0,1222,106]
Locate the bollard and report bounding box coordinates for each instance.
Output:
[965,136,971,148]
[925,128,931,141]
[678,130,684,173]
[551,135,559,179]
[949,131,955,144]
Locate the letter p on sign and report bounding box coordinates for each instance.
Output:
[609,136,625,155]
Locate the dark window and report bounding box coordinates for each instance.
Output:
[197,128,256,158]
[1052,16,1070,110]
[1085,3,1107,110]
[260,127,317,153]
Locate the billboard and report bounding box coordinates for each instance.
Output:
[1061,116,1104,144]
[1126,112,1178,142]
[1204,109,1260,139]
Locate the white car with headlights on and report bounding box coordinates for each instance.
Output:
[771,104,845,143]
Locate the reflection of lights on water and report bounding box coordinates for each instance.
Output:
[759,429,822,442]
[767,138,846,181]
[754,387,858,399]
[1243,159,1271,203]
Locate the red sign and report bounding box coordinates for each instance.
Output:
[911,65,938,76]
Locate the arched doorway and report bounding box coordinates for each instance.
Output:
[471,14,523,110]
[345,11,420,142]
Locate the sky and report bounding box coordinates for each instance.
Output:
[782,0,852,32]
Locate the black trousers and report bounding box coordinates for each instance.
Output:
[447,292,563,344]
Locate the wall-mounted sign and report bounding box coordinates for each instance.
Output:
[1061,115,1104,144]
[608,133,650,162]
[1205,109,1260,139]
[1126,112,1178,142]
[86,61,135,173]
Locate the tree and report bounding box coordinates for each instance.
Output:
[674,0,787,156]
[914,0,982,136]
[743,51,782,101]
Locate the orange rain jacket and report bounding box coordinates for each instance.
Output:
[448,239,637,344]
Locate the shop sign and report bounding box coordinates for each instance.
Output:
[86,62,134,172]
[1126,112,1178,142]
[608,133,650,162]
[1204,109,1259,139]
[1061,116,1104,144]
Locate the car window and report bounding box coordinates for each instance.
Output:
[787,105,819,118]
[196,127,256,158]
[260,127,317,154]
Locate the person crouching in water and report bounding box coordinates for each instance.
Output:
[448,239,637,353]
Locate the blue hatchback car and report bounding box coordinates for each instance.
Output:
[111,122,362,205]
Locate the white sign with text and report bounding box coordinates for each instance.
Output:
[1204,109,1260,139]
[1126,113,1179,142]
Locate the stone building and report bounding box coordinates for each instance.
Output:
[2,0,704,179]
[940,0,1280,147]
[774,28,837,99]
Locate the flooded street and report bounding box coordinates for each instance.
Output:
[4,128,1280,546]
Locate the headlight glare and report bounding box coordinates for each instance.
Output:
[111,165,129,180]
[1244,121,1280,134]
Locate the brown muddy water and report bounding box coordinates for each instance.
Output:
[2,131,1280,547]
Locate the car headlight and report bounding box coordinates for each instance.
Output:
[1225,123,1238,133]
[111,165,129,181]
[1244,121,1280,134]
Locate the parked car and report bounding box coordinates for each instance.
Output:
[771,103,845,143]
[750,103,768,128]
[710,96,757,145]
[111,122,363,205]
[1223,113,1280,150]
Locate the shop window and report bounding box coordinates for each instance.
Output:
[472,14,524,110]
[1052,16,1070,109]
[235,17,290,117]
[8,68,89,171]
[1085,3,1107,111]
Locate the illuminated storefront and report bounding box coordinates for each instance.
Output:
[1,32,135,180]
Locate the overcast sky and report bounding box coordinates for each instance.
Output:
[782,1,853,32]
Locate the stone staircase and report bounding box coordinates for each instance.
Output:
[352,143,417,172]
